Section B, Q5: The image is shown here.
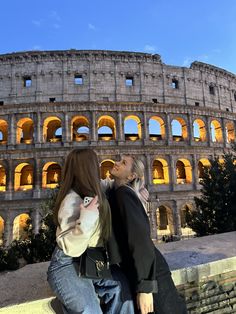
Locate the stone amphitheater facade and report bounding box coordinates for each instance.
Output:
[0,49,235,246]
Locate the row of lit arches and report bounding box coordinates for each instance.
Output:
[0,158,212,192]
[0,115,235,144]
[0,203,194,245]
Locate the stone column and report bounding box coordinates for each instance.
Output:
[117,112,124,142]
[9,114,16,147]
[192,155,198,189]
[62,112,71,145]
[145,154,152,186]
[143,112,149,143]
[5,159,14,201]
[91,111,97,143]
[188,113,193,144]
[166,113,172,145]
[206,116,212,146]
[35,112,43,146]
[147,201,157,240]
[172,201,182,236]
[168,155,175,191]
[221,118,227,147]
[32,207,40,234]
[33,159,41,199]
[4,214,13,246]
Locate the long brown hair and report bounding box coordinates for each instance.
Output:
[54,148,111,241]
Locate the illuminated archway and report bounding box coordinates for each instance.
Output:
[98,116,116,141]
[156,205,174,238]
[14,163,33,191]
[16,118,34,144]
[0,119,8,144]
[149,116,165,141]
[124,115,142,141]
[0,165,6,191]
[198,159,210,181]
[0,216,4,245]
[210,120,223,143]
[12,213,30,241]
[176,159,192,184]
[171,117,188,141]
[193,119,207,142]
[100,160,115,180]
[72,116,90,141]
[225,121,235,143]
[152,159,169,184]
[43,117,62,142]
[42,162,61,188]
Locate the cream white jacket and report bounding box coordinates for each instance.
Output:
[56,190,101,257]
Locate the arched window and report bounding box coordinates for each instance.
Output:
[16,118,34,144]
[0,119,8,144]
[193,119,207,142]
[13,213,30,241]
[14,163,33,191]
[100,160,115,180]
[210,120,223,143]
[98,116,116,141]
[43,117,62,142]
[225,121,235,143]
[42,162,61,189]
[176,159,192,184]
[198,159,210,181]
[171,117,188,141]
[124,115,141,141]
[149,116,165,141]
[72,116,90,141]
[0,165,6,191]
[152,159,169,184]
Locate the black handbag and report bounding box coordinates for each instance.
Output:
[75,247,112,280]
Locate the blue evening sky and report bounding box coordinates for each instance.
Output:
[1,0,236,74]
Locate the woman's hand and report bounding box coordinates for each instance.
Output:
[137,292,153,314]
[80,195,99,212]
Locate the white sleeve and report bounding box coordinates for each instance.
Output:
[56,194,99,257]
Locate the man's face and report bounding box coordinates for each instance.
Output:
[110,155,134,181]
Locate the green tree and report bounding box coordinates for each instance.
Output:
[186,151,236,236]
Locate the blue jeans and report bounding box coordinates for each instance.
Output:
[47,246,135,314]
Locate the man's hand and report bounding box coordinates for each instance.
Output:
[137,292,153,314]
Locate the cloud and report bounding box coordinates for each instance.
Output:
[182,57,194,67]
[32,20,42,27]
[49,10,61,21]
[182,54,209,67]
[144,45,156,53]
[88,23,96,31]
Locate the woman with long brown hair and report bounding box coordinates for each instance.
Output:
[47,148,134,314]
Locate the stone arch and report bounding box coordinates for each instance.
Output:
[12,213,30,241]
[0,119,8,144]
[171,117,188,141]
[14,163,33,191]
[193,118,207,142]
[225,121,235,143]
[198,158,210,181]
[124,115,142,141]
[42,162,61,188]
[149,116,165,141]
[98,116,116,140]
[71,116,90,142]
[210,119,223,143]
[100,159,115,180]
[0,164,6,192]
[152,158,169,184]
[176,159,192,184]
[156,204,174,237]
[43,116,62,142]
[0,216,4,245]
[16,117,34,144]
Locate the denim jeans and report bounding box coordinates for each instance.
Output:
[47,246,135,314]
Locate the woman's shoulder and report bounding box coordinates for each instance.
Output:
[116,185,137,198]
[61,190,82,205]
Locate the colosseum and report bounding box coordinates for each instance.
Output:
[0,49,235,246]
